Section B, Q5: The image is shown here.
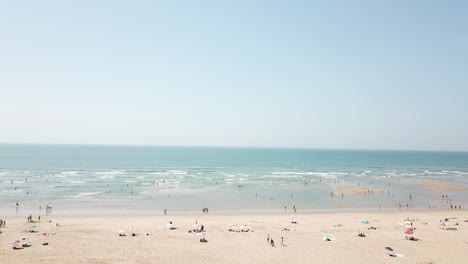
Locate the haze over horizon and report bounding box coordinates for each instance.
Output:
[1,1,467,151]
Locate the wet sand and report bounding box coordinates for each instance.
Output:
[410,179,468,191]
[335,185,384,196]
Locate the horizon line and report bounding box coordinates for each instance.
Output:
[0,142,467,153]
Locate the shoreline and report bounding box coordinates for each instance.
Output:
[2,207,463,217]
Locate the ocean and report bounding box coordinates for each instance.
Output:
[1,144,467,215]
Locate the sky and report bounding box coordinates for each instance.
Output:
[0,0,467,151]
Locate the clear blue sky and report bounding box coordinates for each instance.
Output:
[1,1,467,151]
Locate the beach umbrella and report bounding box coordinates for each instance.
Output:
[196,232,205,238]
[361,220,369,224]
[118,230,125,234]
[192,224,200,230]
[29,225,37,228]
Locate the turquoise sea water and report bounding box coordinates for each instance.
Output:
[1,144,467,215]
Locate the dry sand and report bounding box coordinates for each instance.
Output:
[409,179,468,191]
[1,210,467,264]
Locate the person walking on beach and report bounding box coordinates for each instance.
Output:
[16,202,19,215]
[164,209,167,215]
[267,234,270,243]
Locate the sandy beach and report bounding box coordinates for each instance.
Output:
[1,210,467,264]
[409,180,468,191]
[335,184,383,196]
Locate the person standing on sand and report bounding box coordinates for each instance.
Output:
[267,234,270,243]
[16,202,19,215]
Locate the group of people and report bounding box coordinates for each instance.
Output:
[443,195,462,209]
[266,234,286,247]
[202,207,209,213]
[284,205,297,213]
[27,214,39,222]
[0,219,6,228]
